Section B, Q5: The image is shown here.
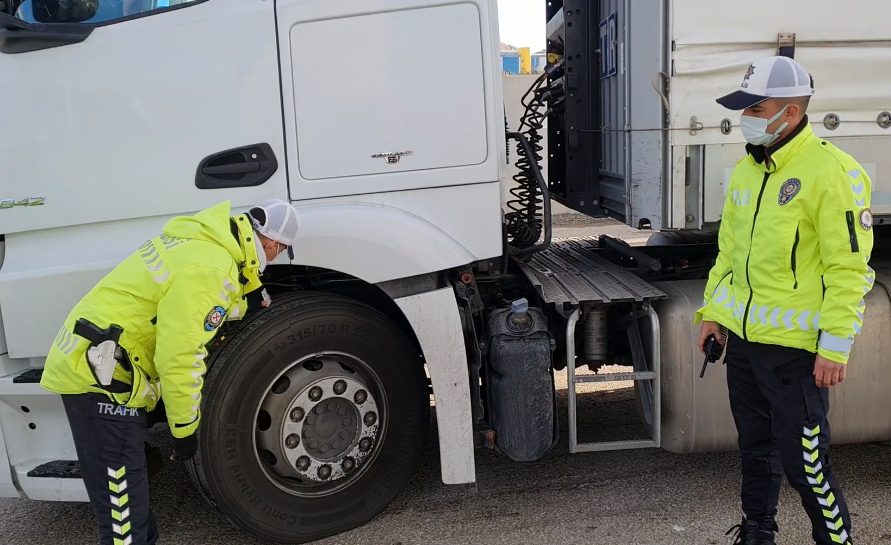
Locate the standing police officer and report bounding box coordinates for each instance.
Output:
[696,57,874,545]
[41,199,300,545]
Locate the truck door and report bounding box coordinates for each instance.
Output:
[0,0,288,359]
[0,0,288,237]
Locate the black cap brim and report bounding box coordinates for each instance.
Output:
[716,90,769,110]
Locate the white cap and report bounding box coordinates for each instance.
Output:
[248,199,300,247]
[717,56,814,110]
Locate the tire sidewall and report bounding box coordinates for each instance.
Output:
[199,297,427,542]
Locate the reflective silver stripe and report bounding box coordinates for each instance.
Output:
[758,306,769,326]
[782,309,796,330]
[798,310,812,332]
[769,308,781,328]
[819,332,853,354]
[749,304,760,324]
[850,170,865,207]
[715,287,728,305]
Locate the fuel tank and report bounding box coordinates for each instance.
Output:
[654,271,891,453]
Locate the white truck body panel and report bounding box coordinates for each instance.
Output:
[277,0,506,200]
[0,0,289,236]
[0,385,87,501]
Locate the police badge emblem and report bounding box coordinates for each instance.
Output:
[860,208,873,230]
[741,64,755,88]
[778,178,801,205]
[204,305,227,332]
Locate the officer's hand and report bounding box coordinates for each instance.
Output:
[698,321,722,354]
[813,355,847,388]
[171,434,198,462]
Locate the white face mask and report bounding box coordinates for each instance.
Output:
[254,236,267,273]
[740,105,789,147]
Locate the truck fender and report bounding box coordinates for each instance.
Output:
[290,202,478,284]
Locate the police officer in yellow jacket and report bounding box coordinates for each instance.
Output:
[41,199,300,545]
[696,57,874,545]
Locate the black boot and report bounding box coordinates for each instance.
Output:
[725,517,776,545]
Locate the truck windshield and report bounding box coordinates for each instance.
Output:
[2,0,196,25]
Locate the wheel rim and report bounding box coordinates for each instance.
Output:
[253,352,386,497]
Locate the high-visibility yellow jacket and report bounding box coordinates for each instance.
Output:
[41,201,263,438]
[696,122,875,364]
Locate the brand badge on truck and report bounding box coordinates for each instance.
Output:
[371,151,413,165]
[0,196,45,209]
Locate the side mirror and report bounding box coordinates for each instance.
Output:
[30,0,99,23]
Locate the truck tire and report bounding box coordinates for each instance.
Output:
[187,292,429,543]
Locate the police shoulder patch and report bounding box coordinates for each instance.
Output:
[860,208,873,231]
[778,178,801,205]
[204,306,227,332]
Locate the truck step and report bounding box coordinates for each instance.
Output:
[564,305,662,454]
[12,368,42,383]
[27,460,81,479]
[574,371,657,383]
[570,439,659,453]
[518,237,666,307]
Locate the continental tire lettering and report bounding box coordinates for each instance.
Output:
[230,461,298,526]
[259,503,298,525]
[231,464,262,509]
[273,322,385,350]
[224,428,237,461]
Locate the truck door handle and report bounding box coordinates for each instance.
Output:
[195,143,278,189]
[0,25,93,55]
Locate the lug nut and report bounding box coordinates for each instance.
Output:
[342,457,356,472]
[333,380,347,395]
[285,434,300,449]
[290,407,305,422]
[354,390,368,404]
[364,412,377,426]
[309,386,323,401]
[318,465,332,480]
[359,437,373,452]
[295,456,311,471]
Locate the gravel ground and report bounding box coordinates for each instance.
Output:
[2,385,890,545]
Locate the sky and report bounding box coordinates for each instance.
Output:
[497,0,546,52]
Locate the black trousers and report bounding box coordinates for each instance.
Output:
[725,332,852,545]
[62,393,159,545]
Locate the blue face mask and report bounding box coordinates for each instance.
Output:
[740,105,789,147]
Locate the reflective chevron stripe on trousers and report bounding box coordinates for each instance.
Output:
[724,332,853,545]
[62,394,159,545]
